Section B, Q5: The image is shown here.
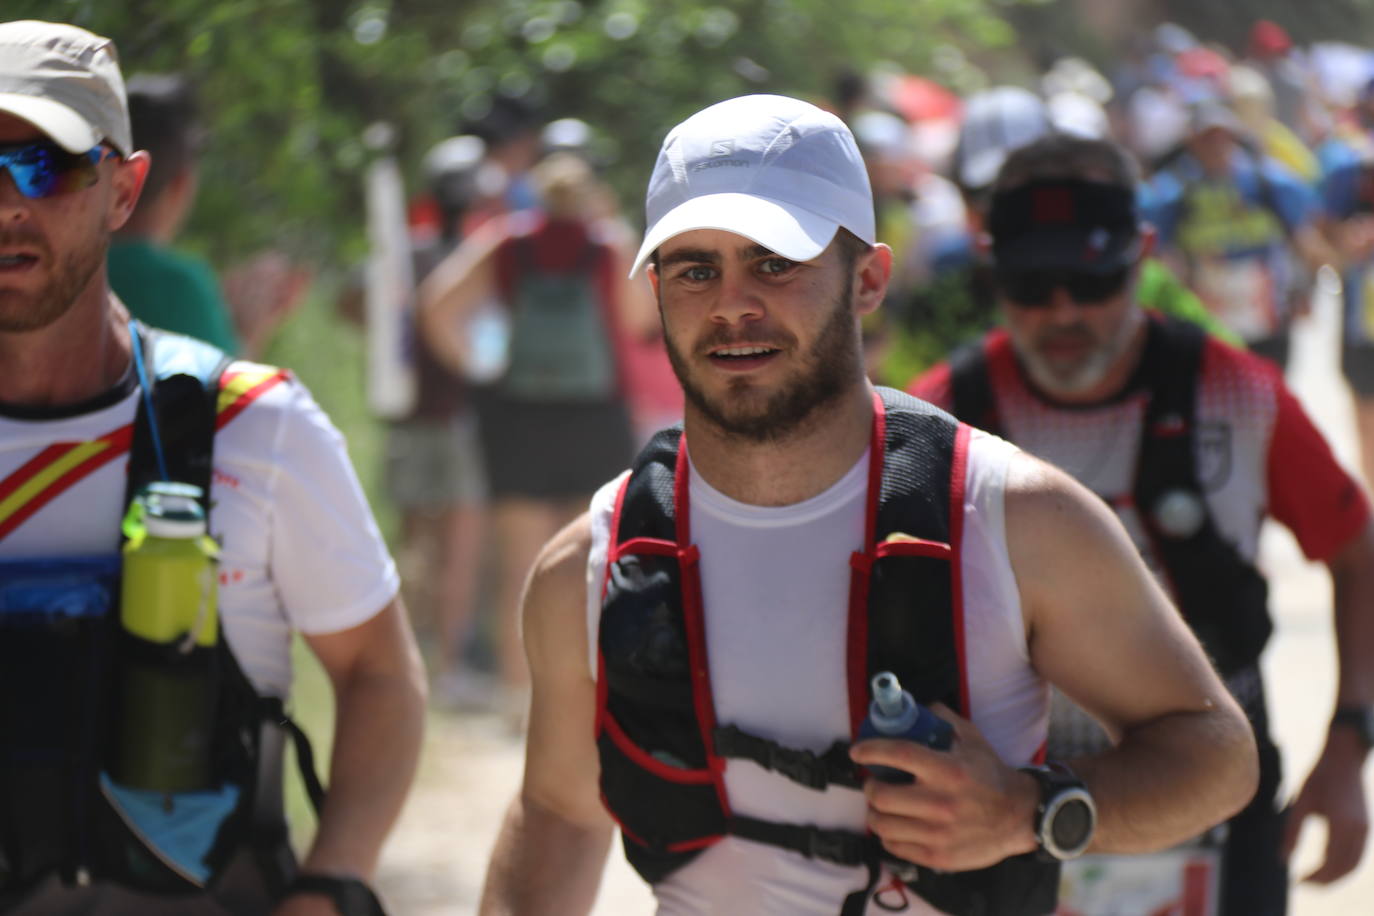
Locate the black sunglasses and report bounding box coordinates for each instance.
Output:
[994,266,1131,308]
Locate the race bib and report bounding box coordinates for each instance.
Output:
[1056,842,1222,916]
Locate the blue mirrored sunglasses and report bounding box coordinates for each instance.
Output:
[0,142,116,199]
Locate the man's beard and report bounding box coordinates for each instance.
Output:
[1013,309,1141,397]
[0,227,108,333]
[662,284,863,443]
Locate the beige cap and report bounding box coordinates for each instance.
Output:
[0,20,131,156]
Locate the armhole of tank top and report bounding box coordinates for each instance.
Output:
[586,470,631,680]
[964,431,1029,658]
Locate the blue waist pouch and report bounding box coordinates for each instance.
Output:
[0,554,121,625]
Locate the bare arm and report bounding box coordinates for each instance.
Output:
[282,598,427,905]
[416,221,503,376]
[480,514,615,915]
[1013,455,1258,852]
[1281,519,1374,882]
[852,453,1257,869]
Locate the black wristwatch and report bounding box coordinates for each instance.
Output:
[1021,763,1096,862]
[285,873,387,916]
[1332,705,1374,750]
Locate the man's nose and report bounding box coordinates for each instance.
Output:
[710,272,765,325]
[0,169,35,223]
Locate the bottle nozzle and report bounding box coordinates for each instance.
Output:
[871,672,906,719]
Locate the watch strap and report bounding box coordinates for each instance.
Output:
[284,873,387,916]
[1020,763,1096,862]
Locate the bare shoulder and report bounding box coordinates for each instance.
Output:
[521,511,610,826]
[1001,448,1173,636]
[523,512,595,675]
[1002,449,1135,566]
[417,217,505,301]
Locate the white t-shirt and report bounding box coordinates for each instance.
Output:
[586,431,1047,916]
[0,361,400,697]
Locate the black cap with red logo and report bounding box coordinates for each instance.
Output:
[988,179,1141,274]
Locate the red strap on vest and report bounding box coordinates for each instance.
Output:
[598,397,972,826]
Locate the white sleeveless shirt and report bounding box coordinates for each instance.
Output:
[585,431,1047,915]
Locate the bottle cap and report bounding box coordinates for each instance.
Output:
[869,671,918,733]
[139,482,207,538]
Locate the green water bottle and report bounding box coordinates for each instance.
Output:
[114,482,220,793]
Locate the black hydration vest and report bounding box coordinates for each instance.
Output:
[596,387,1058,916]
[0,324,325,911]
[948,315,1272,677]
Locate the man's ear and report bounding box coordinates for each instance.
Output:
[853,243,893,317]
[646,261,661,298]
[107,150,150,232]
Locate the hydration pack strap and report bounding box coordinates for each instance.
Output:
[948,338,1003,438]
[727,814,875,867]
[259,697,327,816]
[1134,318,1272,675]
[713,725,861,791]
[729,816,885,916]
[124,321,234,517]
[287,873,388,916]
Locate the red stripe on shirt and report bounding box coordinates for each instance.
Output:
[0,443,77,505]
[216,370,290,430]
[0,424,134,542]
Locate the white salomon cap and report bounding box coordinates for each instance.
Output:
[630,94,875,276]
[0,21,131,156]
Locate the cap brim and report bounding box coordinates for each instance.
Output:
[994,228,1140,273]
[0,93,101,153]
[958,148,1006,192]
[630,192,840,277]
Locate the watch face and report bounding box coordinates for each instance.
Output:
[1044,787,1096,859]
[1050,797,1094,852]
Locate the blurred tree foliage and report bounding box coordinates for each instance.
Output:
[1157,0,1374,52]
[11,0,1038,266]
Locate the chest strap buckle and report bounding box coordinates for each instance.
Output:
[713,725,862,790]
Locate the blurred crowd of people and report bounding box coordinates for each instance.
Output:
[370,101,680,714]
[37,12,1366,912]
[326,19,1374,722]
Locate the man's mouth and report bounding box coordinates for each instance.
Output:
[1037,331,1094,359]
[711,346,780,360]
[0,253,39,272]
[707,345,782,371]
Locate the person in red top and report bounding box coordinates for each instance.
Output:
[419,151,654,713]
[909,132,1374,916]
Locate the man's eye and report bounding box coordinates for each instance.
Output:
[682,265,715,282]
[759,257,796,275]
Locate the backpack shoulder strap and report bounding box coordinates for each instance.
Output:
[1134,316,1205,505]
[123,323,331,849]
[615,425,684,544]
[122,321,234,516]
[868,388,965,714]
[1132,316,1273,675]
[948,336,1003,436]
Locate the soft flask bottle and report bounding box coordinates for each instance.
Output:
[857,671,954,784]
[114,482,220,793]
